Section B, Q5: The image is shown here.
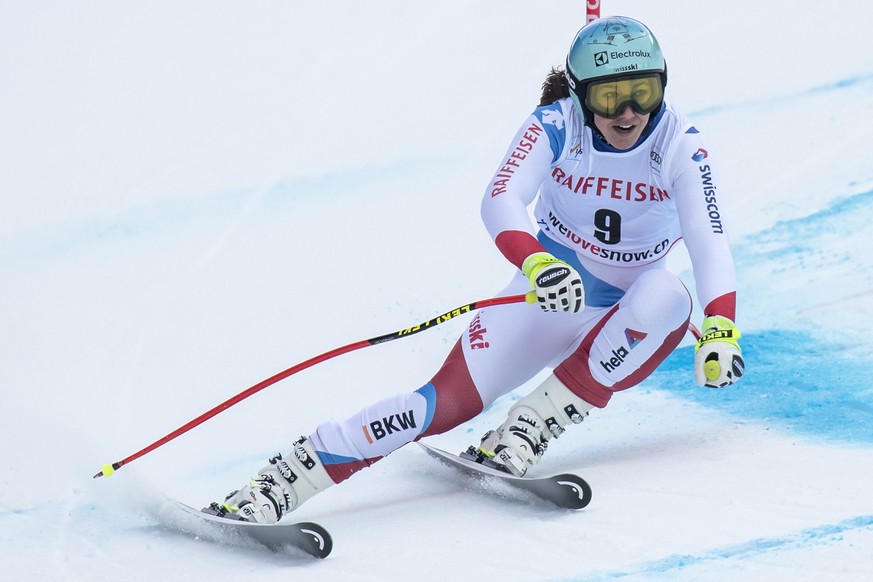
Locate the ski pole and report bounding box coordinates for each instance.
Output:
[94,292,533,478]
[586,0,601,23]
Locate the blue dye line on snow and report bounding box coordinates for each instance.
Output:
[691,70,873,118]
[737,188,873,268]
[651,187,873,444]
[650,331,873,443]
[553,514,873,581]
[0,187,251,265]
[1,159,439,266]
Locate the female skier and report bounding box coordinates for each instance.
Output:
[213,16,745,524]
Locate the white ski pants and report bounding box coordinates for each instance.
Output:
[310,267,692,483]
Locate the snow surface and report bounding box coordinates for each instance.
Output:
[3,1,873,580]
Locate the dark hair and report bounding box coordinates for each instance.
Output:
[539,67,570,106]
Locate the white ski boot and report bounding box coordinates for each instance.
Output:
[475,375,593,476]
[212,436,333,524]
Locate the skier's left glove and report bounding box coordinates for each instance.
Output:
[694,315,745,387]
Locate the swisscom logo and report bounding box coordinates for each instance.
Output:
[692,148,708,162]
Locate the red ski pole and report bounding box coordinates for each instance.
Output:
[586,0,601,22]
[94,293,532,478]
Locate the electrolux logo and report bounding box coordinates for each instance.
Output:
[594,51,609,66]
[611,49,651,60]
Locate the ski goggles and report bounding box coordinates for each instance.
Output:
[584,74,663,118]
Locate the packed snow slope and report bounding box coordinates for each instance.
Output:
[2,1,873,581]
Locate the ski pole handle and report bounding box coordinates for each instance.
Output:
[94,293,530,478]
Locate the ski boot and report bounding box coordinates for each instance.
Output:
[207,436,333,524]
[464,375,593,476]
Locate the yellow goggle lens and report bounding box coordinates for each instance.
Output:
[585,75,663,119]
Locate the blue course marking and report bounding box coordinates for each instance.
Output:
[690,72,873,118]
[650,187,873,444]
[1,159,442,266]
[650,331,873,444]
[551,514,873,581]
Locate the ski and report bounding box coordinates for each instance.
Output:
[419,442,592,510]
[173,501,333,559]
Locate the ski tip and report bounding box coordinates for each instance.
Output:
[295,521,333,559]
[174,501,333,559]
[553,474,593,509]
[420,442,593,510]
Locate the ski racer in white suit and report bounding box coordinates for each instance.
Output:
[213,16,745,524]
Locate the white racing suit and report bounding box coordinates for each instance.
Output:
[309,98,737,484]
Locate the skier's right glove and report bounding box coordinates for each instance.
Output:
[522,252,584,313]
